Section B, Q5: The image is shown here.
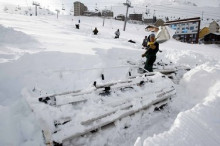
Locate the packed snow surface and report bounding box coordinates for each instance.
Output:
[0,10,220,146]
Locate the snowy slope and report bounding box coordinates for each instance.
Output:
[0,10,220,146]
[141,64,220,146]
[137,0,220,7]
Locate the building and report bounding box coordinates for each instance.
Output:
[199,27,210,39]
[143,16,157,24]
[203,33,220,44]
[74,1,88,16]
[102,10,113,17]
[154,19,165,27]
[129,14,142,21]
[83,11,101,17]
[165,17,201,43]
[209,21,220,33]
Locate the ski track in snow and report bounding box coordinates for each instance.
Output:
[0,11,220,146]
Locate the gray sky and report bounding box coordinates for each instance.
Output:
[0,0,144,10]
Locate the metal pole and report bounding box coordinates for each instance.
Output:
[33,2,40,16]
[196,19,201,44]
[103,16,105,26]
[35,5,37,16]
[123,0,132,31]
[123,4,129,31]
[55,10,60,19]
[202,11,204,20]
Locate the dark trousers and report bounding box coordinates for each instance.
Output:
[144,56,156,72]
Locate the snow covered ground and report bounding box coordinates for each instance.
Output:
[0,10,220,146]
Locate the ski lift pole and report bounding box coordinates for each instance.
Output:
[55,9,60,19]
[103,15,105,27]
[123,0,132,31]
[33,1,40,16]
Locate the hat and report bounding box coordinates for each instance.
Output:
[149,33,155,38]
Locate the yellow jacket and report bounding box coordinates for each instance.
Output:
[147,42,156,49]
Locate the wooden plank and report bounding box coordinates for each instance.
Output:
[53,79,149,106]
[52,88,175,143]
[81,88,175,125]
[81,103,133,125]
[61,92,174,143]
[38,68,183,106]
[53,87,174,133]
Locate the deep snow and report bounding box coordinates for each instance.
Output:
[0,10,220,146]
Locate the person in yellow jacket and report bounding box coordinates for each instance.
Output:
[142,34,159,72]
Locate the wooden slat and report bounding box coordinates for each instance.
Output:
[52,88,175,143]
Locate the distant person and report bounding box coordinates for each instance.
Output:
[93,27,99,35]
[142,35,150,49]
[75,24,79,29]
[114,29,120,39]
[78,19,80,23]
[142,34,159,72]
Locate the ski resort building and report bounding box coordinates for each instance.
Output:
[203,33,220,44]
[165,17,201,44]
[154,19,165,27]
[199,27,210,39]
[198,21,220,44]
[129,14,143,21]
[143,16,157,24]
[74,1,88,16]
[83,11,101,17]
[102,10,114,17]
[209,21,220,33]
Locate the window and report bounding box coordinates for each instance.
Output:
[190,26,194,30]
[182,28,187,33]
[171,24,177,30]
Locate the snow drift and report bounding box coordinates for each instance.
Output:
[0,25,40,49]
[0,24,42,63]
[141,63,220,146]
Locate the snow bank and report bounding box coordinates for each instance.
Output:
[0,25,40,49]
[0,24,42,63]
[179,63,220,105]
[0,51,102,105]
[141,63,220,146]
[0,98,44,146]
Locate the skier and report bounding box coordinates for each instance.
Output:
[142,34,159,72]
[93,27,99,35]
[142,35,149,49]
[114,29,120,39]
